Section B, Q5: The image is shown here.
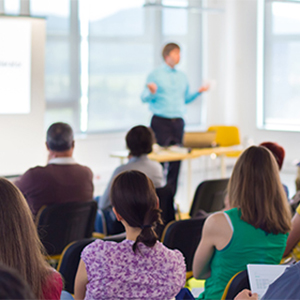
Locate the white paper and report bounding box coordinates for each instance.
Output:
[247,264,288,299]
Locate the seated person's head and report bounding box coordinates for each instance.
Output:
[0,264,35,299]
[259,141,285,170]
[126,125,154,157]
[228,146,291,234]
[46,122,74,153]
[111,170,162,252]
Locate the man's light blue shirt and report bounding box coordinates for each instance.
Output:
[141,63,201,118]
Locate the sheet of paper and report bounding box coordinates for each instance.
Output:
[247,264,289,299]
[191,287,204,298]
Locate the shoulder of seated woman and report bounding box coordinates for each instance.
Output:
[205,212,233,249]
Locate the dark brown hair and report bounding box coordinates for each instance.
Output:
[0,178,56,299]
[126,125,154,157]
[162,43,180,59]
[259,142,285,170]
[111,170,163,253]
[228,146,291,234]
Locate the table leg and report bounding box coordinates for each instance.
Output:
[220,154,226,177]
[187,158,192,204]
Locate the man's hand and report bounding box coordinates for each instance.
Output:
[198,83,210,93]
[147,82,158,94]
[234,289,258,300]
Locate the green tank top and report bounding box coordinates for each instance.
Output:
[198,208,288,300]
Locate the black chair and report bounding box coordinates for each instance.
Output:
[161,217,206,279]
[221,270,250,300]
[156,185,175,225]
[57,238,95,294]
[189,178,229,218]
[57,233,126,294]
[35,200,97,257]
[156,185,175,239]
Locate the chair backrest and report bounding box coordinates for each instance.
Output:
[57,238,96,294]
[156,185,175,225]
[57,233,126,294]
[189,178,229,217]
[221,270,250,300]
[161,218,206,272]
[208,125,241,147]
[36,200,97,256]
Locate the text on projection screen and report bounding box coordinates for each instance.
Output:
[0,19,31,114]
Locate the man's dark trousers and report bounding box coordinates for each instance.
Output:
[151,115,184,195]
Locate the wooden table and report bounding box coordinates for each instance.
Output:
[110,146,243,201]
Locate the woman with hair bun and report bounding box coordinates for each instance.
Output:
[75,170,186,300]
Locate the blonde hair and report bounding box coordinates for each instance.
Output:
[228,146,291,234]
[0,178,53,299]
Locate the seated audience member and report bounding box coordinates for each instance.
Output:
[15,122,94,215]
[99,125,163,211]
[96,125,163,234]
[0,264,35,300]
[236,262,300,300]
[75,171,185,300]
[283,203,300,258]
[0,178,63,299]
[259,141,289,198]
[192,146,291,300]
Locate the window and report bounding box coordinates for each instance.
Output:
[31,0,203,133]
[258,0,300,131]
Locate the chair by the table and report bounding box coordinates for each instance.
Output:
[221,270,250,300]
[35,200,97,259]
[161,217,206,279]
[208,125,242,157]
[189,178,229,218]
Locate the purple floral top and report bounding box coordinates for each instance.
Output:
[81,239,186,300]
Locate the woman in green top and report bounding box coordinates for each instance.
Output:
[192,146,291,300]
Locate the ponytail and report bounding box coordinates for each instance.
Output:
[132,207,163,253]
[110,170,164,253]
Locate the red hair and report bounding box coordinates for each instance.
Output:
[259,142,285,170]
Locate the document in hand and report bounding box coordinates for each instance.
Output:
[247,264,289,299]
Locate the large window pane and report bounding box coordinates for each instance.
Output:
[30,0,70,34]
[265,41,300,126]
[88,0,144,36]
[261,0,300,130]
[45,39,70,99]
[4,0,19,15]
[88,43,153,131]
[272,2,300,35]
[35,0,204,133]
[162,0,188,35]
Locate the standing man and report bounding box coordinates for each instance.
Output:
[141,43,209,195]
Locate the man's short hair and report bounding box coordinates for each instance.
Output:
[162,43,180,59]
[46,122,74,152]
[126,125,154,157]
